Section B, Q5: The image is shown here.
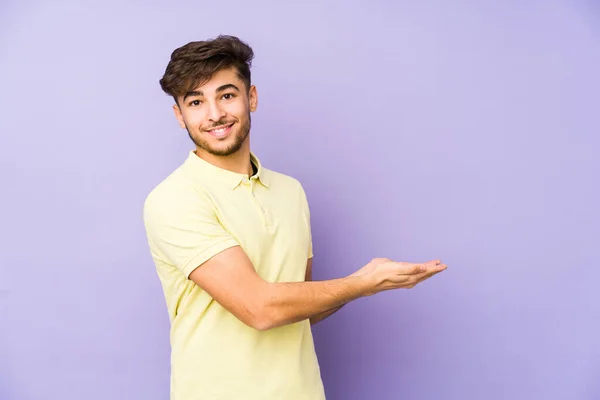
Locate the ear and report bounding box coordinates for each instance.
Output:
[248,85,258,112]
[173,103,186,129]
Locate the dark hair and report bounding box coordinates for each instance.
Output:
[159,35,254,103]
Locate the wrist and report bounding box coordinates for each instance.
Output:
[345,274,375,298]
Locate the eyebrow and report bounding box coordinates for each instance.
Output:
[183,84,241,101]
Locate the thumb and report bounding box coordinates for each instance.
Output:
[412,263,426,274]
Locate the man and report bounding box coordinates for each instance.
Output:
[143,35,447,400]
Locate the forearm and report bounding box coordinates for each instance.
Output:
[310,304,345,325]
[258,276,368,330]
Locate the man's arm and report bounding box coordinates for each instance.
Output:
[305,258,345,325]
[189,245,446,331]
[189,246,368,331]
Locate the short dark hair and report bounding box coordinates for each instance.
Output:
[159,35,254,103]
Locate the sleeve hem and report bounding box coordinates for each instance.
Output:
[181,238,240,278]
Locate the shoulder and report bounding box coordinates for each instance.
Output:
[262,167,311,213]
[263,167,307,195]
[143,167,212,223]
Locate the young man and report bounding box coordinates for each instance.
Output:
[143,35,447,400]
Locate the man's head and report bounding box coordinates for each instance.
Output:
[159,35,257,157]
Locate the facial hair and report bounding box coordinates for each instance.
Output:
[186,112,251,157]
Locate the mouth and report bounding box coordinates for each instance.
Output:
[206,123,234,139]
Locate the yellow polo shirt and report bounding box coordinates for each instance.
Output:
[143,150,325,400]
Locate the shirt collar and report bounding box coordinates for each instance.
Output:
[183,150,270,189]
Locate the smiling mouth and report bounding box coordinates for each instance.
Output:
[206,123,234,138]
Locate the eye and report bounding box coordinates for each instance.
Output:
[222,93,235,100]
[188,100,201,107]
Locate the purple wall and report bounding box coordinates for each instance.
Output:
[2,1,599,399]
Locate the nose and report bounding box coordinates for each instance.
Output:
[207,101,225,122]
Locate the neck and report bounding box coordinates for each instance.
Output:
[195,139,254,176]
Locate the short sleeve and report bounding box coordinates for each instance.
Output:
[299,184,314,259]
[307,229,313,259]
[143,184,239,278]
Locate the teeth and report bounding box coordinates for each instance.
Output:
[210,125,229,133]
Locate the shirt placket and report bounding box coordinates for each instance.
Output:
[245,178,272,228]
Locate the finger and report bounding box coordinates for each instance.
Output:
[414,264,446,278]
[394,261,436,275]
[411,273,435,286]
[394,262,425,275]
[415,265,447,282]
[434,263,447,272]
[422,262,446,272]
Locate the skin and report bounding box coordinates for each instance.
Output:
[172,67,447,330]
[173,67,257,176]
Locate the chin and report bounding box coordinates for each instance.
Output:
[202,140,244,157]
[191,126,248,156]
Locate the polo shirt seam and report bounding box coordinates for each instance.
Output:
[180,238,239,278]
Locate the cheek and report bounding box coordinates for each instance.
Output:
[182,111,206,129]
[229,103,250,120]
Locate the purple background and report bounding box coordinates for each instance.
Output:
[1,1,599,399]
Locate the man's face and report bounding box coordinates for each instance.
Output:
[174,67,257,157]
